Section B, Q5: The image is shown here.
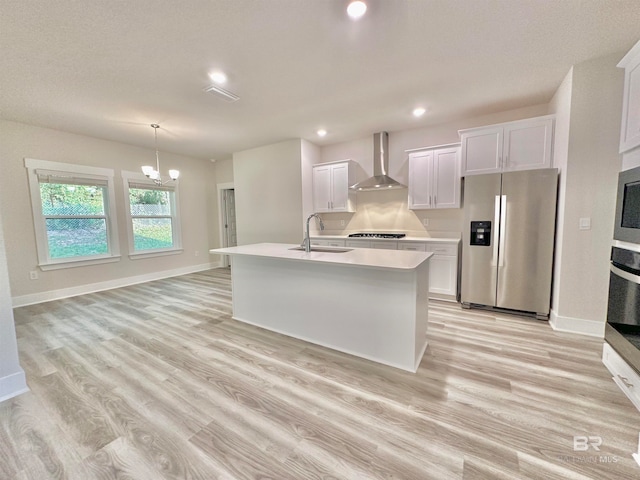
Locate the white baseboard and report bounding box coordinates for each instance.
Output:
[12,262,222,307]
[549,309,605,338]
[0,370,29,403]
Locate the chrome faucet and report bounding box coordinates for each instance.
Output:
[303,213,325,252]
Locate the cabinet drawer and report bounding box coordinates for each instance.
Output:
[311,239,346,247]
[603,343,640,412]
[426,243,458,256]
[398,242,426,252]
[371,241,397,250]
[345,240,370,248]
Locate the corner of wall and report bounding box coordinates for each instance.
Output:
[549,309,605,338]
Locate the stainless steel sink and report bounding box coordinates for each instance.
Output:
[289,246,352,253]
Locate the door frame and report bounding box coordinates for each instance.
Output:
[217,182,235,267]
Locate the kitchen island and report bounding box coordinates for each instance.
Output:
[209,243,432,372]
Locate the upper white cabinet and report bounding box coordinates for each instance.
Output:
[459,115,555,176]
[312,160,356,213]
[407,144,461,210]
[618,40,640,153]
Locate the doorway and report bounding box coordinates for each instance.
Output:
[217,183,237,267]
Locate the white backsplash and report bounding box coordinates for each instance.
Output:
[310,189,463,238]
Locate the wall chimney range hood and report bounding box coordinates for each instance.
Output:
[350,132,407,191]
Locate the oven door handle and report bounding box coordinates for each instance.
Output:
[611,263,640,285]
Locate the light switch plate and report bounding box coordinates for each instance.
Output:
[423,218,429,227]
[579,217,591,230]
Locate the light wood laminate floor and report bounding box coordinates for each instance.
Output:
[2,268,639,479]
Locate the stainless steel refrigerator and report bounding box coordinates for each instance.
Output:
[461,168,558,318]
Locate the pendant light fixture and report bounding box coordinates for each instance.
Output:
[141,124,180,185]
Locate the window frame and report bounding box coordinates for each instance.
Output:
[122,170,182,259]
[25,158,120,271]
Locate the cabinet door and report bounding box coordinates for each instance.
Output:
[503,118,553,171]
[408,151,433,209]
[330,163,350,212]
[461,127,502,176]
[429,255,457,296]
[312,165,332,213]
[620,60,640,152]
[432,147,460,209]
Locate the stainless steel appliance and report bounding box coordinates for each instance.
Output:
[605,245,640,375]
[461,169,558,318]
[613,165,640,244]
[348,233,406,239]
[349,132,407,191]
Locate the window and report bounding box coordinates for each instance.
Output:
[25,158,120,270]
[122,172,182,258]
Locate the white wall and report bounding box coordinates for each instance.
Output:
[548,68,573,317]
[301,140,320,230]
[233,139,304,245]
[317,104,549,237]
[0,121,217,305]
[551,53,624,335]
[0,205,28,402]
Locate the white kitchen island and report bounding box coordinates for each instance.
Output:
[210,243,432,372]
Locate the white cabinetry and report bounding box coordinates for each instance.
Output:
[425,243,458,298]
[459,115,554,176]
[312,237,459,301]
[311,239,346,247]
[603,343,640,412]
[407,144,461,209]
[312,160,356,213]
[618,40,640,153]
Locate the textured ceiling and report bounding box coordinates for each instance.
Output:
[1,0,639,160]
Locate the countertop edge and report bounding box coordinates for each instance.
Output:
[210,243,433,271]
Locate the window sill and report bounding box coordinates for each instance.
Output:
[39,255,121,271]
[128,248,183,260]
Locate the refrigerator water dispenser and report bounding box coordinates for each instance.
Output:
[470,221,491,246]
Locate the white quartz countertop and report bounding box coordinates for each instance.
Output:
[210,243,433,271]
[312,235,460,243]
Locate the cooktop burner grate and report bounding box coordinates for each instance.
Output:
[348,233,406,239]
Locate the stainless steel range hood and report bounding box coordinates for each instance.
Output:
[350,132,406,191]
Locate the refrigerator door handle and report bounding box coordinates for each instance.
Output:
[492,195,500,267]
[498,195,507,267]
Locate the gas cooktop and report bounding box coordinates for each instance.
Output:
[348,233,406,239]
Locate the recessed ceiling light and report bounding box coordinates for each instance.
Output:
[347,1,367,20]
[208,71,227,85]
[413,107,426,117]
[317,129,327,137]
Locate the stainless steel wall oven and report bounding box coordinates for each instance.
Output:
[606,166,640,372]
[614,165,640,244]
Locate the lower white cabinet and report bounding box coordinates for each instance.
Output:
[311,239,346,247]
[399,242,458,299]
[312,237,459,300]
[371,241,398,250]
[602,342,640,412]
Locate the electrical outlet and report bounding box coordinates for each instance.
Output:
[195,250,199,257]
[423,218,429,227]
[579,217,591,230]
[29,270,38,280]
[340,220,345,227]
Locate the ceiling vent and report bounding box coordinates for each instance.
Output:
[203,84,240,102]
